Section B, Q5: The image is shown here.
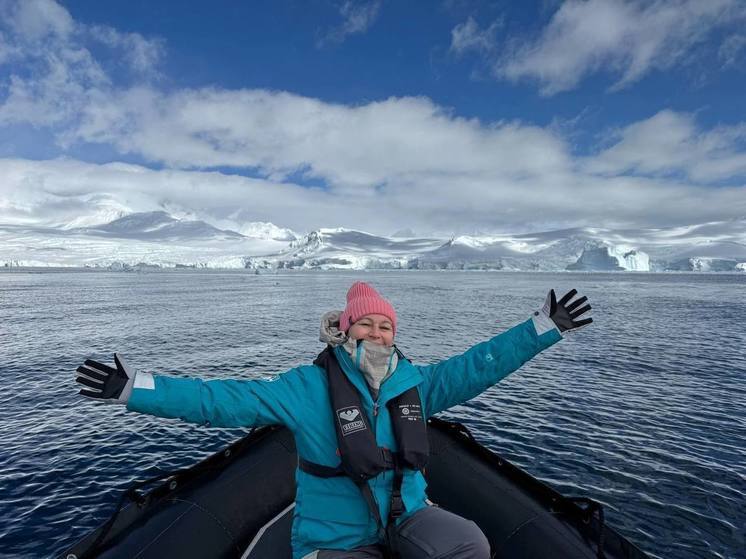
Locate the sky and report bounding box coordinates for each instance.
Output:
[0,0,745,237]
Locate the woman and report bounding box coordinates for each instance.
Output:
[75,281,592,559]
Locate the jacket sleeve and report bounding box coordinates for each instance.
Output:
[126,367,309,430]
[417,315,562,418]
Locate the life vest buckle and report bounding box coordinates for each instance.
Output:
[389,492,404,519]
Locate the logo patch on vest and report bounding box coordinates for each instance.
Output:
[337,406,366,435]
[394,403,422,421]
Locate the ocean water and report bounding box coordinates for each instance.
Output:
[1,270,744,559]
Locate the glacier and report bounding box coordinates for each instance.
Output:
[1,212,745,272]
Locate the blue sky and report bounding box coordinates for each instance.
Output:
[1,0,745,235]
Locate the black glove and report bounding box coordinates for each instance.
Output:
[544,288,593,332]
[75,353,136,404]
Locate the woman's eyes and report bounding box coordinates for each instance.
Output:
[358,322,391,331]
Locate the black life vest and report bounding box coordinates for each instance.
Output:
[298,345,429,557]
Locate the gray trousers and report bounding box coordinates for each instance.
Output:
[311,506,491,558]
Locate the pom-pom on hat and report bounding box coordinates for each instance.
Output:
[339,281,397,334]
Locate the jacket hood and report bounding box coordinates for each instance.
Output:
[319,310,347,347]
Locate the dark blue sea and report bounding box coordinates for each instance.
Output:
[1,270,744,559]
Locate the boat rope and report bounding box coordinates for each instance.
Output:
[78,428,259,559]
[434,417,609,559]
[79,468,176,558]
[566,496,606,559]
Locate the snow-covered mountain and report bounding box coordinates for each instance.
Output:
[1,212,745,272]
[247,229,445,269]
[245,229,629,271]
[0,212,289,269]
[247,220,746,272]
[73,211,245,241]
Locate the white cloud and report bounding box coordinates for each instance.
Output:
[87,24,164,76]
[7,0,74,40]
[586,110,746,183]
[0,158,335,232]
[0,47,107,127]
[1,0,745,236]
[0,35,13,64]
[66,88,572,188]
[0,0,162,127]
[2,144,745,237]
[3,106,746,235]
[719,34,746,68]
[495,0,746,95]
[449,16,501,56]
[317,0,382,48]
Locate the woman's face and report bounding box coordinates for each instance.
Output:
[348,314,395,347]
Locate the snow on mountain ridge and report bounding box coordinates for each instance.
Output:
[0,213,286,269]
[2,215,745,271]
[248,228,648,271]
[90,211,176,233]
[451,235,512,249]
[249,228,446,269]
[59,206,129,230]
[251,224,744,272]
[75,211,246,241]
[238,222,297,241]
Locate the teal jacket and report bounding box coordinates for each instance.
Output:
[127,315,562,558]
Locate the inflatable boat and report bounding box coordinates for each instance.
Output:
[60,418,650,559]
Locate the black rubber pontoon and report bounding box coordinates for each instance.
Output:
[61,418,649,559]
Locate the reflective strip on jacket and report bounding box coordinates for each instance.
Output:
[127,316,562,559]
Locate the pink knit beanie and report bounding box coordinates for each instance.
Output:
[339,281,397,334]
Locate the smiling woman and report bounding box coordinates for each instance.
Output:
[349,314,395,346]
[343,282,397,347]
[72,280,593,558]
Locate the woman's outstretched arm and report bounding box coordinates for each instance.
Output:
[417,289,592,417]
[75,354,311,430]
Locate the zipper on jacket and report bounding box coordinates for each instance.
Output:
[371,401,379,438]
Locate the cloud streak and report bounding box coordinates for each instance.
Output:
[481,0,746,95]
[719,34,746,68]
[449,16,501,56]
[586,110,746,183]
[317,0,382,48]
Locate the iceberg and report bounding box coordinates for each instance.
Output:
[566,244,650,272]
[609,246,650,271]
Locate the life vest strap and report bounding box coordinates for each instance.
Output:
[299,452,404,559]
[297,459,345,477]
[298,448,396,479]
[383,457,405,559]
[388,460,405,521]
